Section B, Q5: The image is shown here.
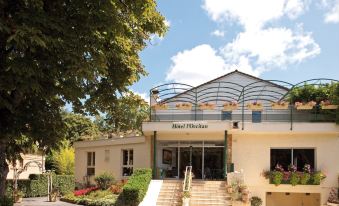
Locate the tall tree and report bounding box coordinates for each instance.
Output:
[0,0,166,196]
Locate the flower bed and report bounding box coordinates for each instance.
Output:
[199,103,215,110]
[271,101,289,110]
[151,103,167,110]
[74,187,98,196]
[263,164,326,186]
[320,100,338,110]
[294,101,316,110]
[176,103,192,110]
[223,101,238,111]
[246,102,263,111]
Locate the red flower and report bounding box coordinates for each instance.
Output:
[73,187,98,196]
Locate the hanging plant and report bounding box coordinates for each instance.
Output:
[271,101,289,110]
[199,102,215,110]
[294,101,316,110]
[246,101,263,111]
[176,103,192,110]
[223,101,238,111]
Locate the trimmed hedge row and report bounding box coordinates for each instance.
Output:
[6,174,74,197]
[116,168,152,206]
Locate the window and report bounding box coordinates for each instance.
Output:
[122,149,133,176]
[252,111,262,123]
[221,111,232,120]
[270,149,315,171]
[105,150,110,162]
[87,152,95,176]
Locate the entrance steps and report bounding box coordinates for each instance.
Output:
[156,180,182,206]
[156,180,231,206]
[190,180,231,206]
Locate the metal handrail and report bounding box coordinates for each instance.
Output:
[183,166,192,192]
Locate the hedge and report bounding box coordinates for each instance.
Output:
[6,174,74,197]
[116,168,152,206]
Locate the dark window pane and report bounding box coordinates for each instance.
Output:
[123,150,128,165]
[252,111,262,123]
[293,149,315,171]
[87,152,92,166]
[122,167,133,176]
[87,168,95,176]
[221,111,232,120]
[92,152,95,166]
[129,150,133,165]
[270,149,291,171]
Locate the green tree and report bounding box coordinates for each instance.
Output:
[97,92,149,133]
[63,112,100,142]
[0,0,167,196]
[51,140,75,175]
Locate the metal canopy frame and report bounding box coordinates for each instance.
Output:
[149,78,338,130]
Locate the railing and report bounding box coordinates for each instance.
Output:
[183,166,192,192]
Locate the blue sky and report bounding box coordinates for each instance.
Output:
[131,0,339,101]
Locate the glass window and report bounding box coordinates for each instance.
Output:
[122,149,134,177]
[221,111,232,120]
[270,149,315,171]
[105,150,110,162]
[252,111,262,123]
[87,152,95,176]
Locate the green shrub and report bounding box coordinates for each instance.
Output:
[95,172,115,190]
[6,174,74,197]
[0,196,13,206]
[117,168,152,206]
[251,196,262,206]
[271,171,283,186]
[312,172,325,185]
[290,172,300,186]
[300,173,311,185]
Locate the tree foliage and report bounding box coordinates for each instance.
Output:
[289,82,339,103]
[51,140,75,175]
[0,0,167,196]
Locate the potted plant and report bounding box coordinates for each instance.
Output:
[176,103,192,110]
[327,188,339,206]
[294,101,316,110]
[251,196,263,206]
[271,164,284,186]
[300,164,311,185]
[246,101,263,111]
[49,187,59,202]
[223,101,238,111]
[182,191,191,206]
[13,190,24,203]
[321,100,338,110]
[199,102,215,110]
[271,101,289,110]
[151,103,168,110]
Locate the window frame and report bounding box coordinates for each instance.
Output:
[87,152,95,176]
[221,111,232,121]
[122,149,134,177]
[270,147,316,171]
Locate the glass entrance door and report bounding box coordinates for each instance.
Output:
[179,147,203,179]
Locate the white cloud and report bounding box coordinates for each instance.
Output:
[165,44,259,86]
[222,26,320,68]
[211,30,225,37]
[131,90,150,104]
[202,0,309,30]
[323,0,339,23]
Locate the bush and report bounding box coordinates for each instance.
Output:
[290,172,300,186]
[117,168,152,206]
[271,171,283,186]
[300,173,311,185]
[95,172,115,190]
[0,197,13,206]
[6,174,74,197]
[251,196,262,206]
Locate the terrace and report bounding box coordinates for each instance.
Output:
[149,78,338,130]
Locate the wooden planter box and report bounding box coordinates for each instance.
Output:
[199,104,215,110]
[176,104,192,110]
[223,105,238,111]
[295,105,314,110]
[151,104,168,110]
[321,105,338,110]
[271,103,289,110]
[247,104,263,111]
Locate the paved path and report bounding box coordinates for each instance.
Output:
[14,197,80,206]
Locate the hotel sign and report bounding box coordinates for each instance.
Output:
[172,121,208,129]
